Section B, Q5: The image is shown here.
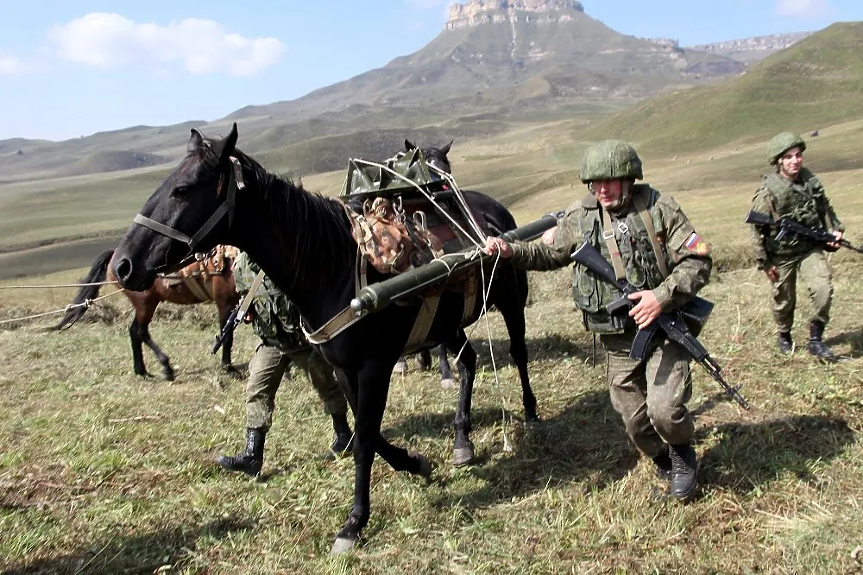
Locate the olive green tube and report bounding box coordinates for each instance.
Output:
[350,211,562,314]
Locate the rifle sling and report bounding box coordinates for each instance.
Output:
[600,208,627,281]
[239,271,266,317]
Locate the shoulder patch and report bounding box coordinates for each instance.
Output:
[684,232,709,255]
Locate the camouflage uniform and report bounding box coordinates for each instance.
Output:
[216,253,351,476]
[232,251,348,431]
[749,136,843,336]
[505,141,711,497]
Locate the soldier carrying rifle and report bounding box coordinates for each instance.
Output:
[747,132,845,361]
[485,140,712,501]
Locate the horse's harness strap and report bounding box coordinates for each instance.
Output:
[401,290,440,353]
[462,268,478,325]
[302,306,363,345]
[132,157,244,266]
[181,276,214,301]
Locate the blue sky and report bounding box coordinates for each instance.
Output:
[2,0,861,141]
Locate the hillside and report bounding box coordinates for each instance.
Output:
[583,22,863,154]
[0,0,746,183]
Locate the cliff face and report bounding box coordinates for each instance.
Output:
[446,0,584,30]
[687,32,812,63]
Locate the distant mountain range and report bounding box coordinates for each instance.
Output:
[0,0,814,182]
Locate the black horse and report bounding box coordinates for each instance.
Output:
[110,124,535,552]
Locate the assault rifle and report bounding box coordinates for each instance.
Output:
[745,210,863,254]
[571,241,750,410]
[211,270,265,355]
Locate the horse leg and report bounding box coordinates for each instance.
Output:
[417,349,432,371]
[437,343,457,389]
[129,318,149,377]
[139,323,174,381]
[501,305,538,422]
[217,305,240,378]
[331,364,430,554]
[448,329,477,466]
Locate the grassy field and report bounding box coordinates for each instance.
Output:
[2,143,862,573]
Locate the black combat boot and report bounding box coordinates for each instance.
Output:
[216,428,266,476]
[652,446,672,481]
[327,413,354,459]
[777,331,793,354]
[669,443,698,500]
[808,321,835,362]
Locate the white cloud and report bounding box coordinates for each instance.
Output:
[0,55,25,75]
[775,0,830,17]
[48,13,285,76]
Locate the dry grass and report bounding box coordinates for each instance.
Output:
[2,124,863,574]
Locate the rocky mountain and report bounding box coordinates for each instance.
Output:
[687,32,812,63]
[2,0,747,180]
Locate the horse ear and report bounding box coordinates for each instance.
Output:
[296,176,304,190]
[213,122,239,162]
[404,139,416,151]
[441,139,453,155]
[188,128,205,152]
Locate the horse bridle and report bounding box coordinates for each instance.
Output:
[131,156,245,272]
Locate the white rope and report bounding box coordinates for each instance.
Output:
[349,158,486,247]
[0,288,125,326]
[0,281,115,290]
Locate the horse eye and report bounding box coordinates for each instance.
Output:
[173,185,189,197]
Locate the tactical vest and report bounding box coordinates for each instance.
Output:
[572,185,670,334]
[233,253,307,352]
[762,168,828,257]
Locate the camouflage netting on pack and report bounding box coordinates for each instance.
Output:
[579,140,643,183]
[767,131,806,165]
[341,148,440,197]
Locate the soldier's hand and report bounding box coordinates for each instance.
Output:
[827,231,843,250]
[484,236,513,258]
[765,265,778,283]
[627,290,661,329]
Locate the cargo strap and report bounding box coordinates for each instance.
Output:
[182,276,214,301]
[632,188,669,278]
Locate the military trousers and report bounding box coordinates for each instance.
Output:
[771,249,832,333]
[600,329,694,458]
[245,343,348,431]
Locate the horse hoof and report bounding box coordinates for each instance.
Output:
[392,358,407,374]
[330,536,357,555]
[440,378,457,389]
[452,445,474,467]
[409,452,433,478]
[163,370,176,382]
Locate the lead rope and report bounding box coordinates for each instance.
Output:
[451,247,513,452]
[0,288,125,326]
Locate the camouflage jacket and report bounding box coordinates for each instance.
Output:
[749,167,844,267]
[510,185,712,334]
[233,252,308,352]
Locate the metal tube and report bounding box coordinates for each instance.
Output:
[350,211,562,315]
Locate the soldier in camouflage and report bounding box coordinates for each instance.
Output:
[748,132,844,361]
[216,251,353,476]
[485,141,712,500]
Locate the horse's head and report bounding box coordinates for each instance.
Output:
[113,123,240,291]
[404,138,452,175]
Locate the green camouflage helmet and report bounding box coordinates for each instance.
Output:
[579,140,643,183]
[767,131,806,165]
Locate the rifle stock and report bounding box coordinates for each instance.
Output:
[570,241,750,410]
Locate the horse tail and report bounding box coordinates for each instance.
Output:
[55,249,114,330]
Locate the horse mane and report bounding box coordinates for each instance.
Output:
[200,141,355,290]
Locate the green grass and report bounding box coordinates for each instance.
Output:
[584,22,863,154]
[2,149,863,573]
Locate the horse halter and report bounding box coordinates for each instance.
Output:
[132,156,245,272]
